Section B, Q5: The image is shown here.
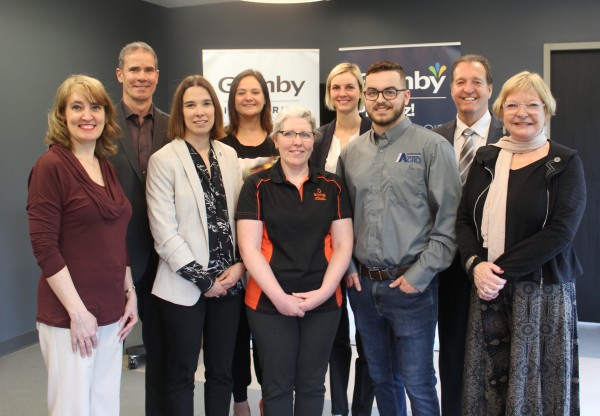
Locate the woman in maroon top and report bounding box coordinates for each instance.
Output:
[27,75,136,416]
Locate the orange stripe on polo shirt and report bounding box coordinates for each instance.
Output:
[317,175,344,218]
[245,277,262,311]
[324,232,333,261]
[254,178,271,220]
[335,284,342,307]
[261,223,274,266]
[318,176,345,307]
[245,223,274,311]
[323,231,343,307]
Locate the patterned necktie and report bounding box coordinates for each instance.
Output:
[459,128,475,185]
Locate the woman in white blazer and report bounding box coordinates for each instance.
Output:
[146,75,245,416]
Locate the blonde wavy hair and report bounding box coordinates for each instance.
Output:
[45,74,121,157]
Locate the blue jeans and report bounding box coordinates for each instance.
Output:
[348,274,439,416]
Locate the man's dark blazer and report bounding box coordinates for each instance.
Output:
[434,112,504,147]
[433,111,503,416]
[108,101,169,284]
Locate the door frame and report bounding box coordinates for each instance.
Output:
[544,41,600,323]
[543,41,600,136]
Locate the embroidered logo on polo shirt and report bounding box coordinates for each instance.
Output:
[314,188,327,201]
[396,152,422,163]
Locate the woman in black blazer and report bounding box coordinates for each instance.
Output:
[311,63,371,172]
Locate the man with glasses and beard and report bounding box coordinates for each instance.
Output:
[337,60,461,416]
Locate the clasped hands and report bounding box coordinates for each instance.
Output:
[273,289,331,317]
[473,261,506,301]
[204,262,246,298]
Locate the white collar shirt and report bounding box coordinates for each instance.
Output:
[453,111,492,163]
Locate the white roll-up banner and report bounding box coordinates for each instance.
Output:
[203,49,320,127]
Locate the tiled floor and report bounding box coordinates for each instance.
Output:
[1,322,598,415]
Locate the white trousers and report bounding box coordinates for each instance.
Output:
[37,322,123,416]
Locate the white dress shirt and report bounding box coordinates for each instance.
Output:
[453,111,492,163]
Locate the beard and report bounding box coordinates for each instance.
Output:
[367,102,405,128]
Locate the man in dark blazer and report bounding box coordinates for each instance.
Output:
[108,41,169,416]
[433,54,504,416]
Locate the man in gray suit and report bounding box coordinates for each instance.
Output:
[108,41,169,416]
[433,54,503,416]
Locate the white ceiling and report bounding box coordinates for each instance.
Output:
[142,0,236,7]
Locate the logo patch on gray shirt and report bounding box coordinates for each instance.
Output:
[396,153,422,163]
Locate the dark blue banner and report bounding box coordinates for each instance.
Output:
[340,43,461,129]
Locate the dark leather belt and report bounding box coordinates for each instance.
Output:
[360,264,412,281]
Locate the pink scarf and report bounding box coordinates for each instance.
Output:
[481,133,548,262]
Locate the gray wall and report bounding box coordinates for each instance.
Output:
[2,0,600,354]
[164,0,600,100]
[0,0,168,355]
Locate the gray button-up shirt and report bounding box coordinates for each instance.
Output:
[337,117,461,291]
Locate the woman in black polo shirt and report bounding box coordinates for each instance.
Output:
[236,106,354,416]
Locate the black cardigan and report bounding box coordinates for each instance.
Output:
[310,114,372,170]
[456,141,586,284]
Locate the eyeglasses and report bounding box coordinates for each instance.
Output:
[364,88,407,101]
[502,101,545,113]
[277,130,315,141]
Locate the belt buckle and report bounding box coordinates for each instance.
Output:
[371,268,386,281]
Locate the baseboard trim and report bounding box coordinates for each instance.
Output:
[0,330,38,357]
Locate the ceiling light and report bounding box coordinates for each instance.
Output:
[242,0,326,3]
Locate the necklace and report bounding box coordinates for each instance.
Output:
[282,164,309,188]
[76,156,99,170]
[287,177,307,187]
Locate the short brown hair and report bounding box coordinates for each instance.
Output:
[45,75,121,158]
[118,41,158,69]
[365,61,407,87]
[168,75,225,141]
[451,54,493,85]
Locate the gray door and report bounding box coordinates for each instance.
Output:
[549,46,600,323]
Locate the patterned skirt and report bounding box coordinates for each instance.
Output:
[462,281,580,415]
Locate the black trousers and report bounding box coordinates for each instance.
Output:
[142,289,168,416]
[231,301,262,402]
[133,253,169,416]
[248,307,341,416]
[151,294,242,416]
[438,255,471,416]
[351,333,376,416]
[329,282,375,416]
